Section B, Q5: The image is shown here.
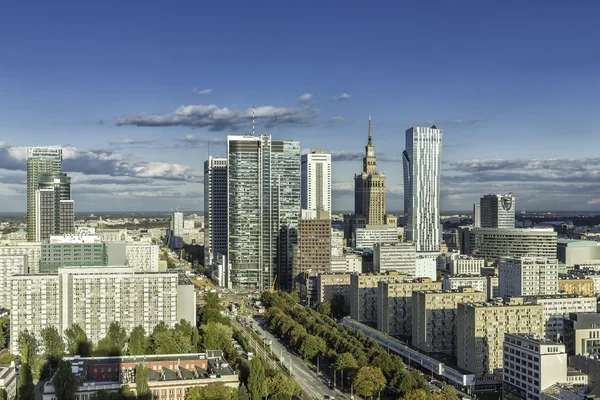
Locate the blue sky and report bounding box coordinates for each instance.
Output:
[1,1,599,212]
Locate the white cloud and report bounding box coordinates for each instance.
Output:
[587,198,600,205]
[299,93,313,103]
[197,89,212,95]
[332,93,351,101]
[329,116,344,123]
[109,138,154,145]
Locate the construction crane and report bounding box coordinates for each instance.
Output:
[270,276,277,293]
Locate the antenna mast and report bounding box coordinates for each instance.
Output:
[252,105,255,135]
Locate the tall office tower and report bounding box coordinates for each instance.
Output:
[292,210,331,280]
[301,149,331,213]
[354,117,386,225]
[403,126,443,253]
[35,172,74,241]
[27,147,63,241]
[480,193,515,228]
[171,211,184,237]
[473,203,481,227]
[227,134,300,290]
[498,256,559,297]
[204,157,228,267]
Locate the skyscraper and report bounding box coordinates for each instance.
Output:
[35,172,74,241]
[171,211,184,237]
[27,147,63,241]
[204,157,228,268]
[354,117,386,225]
[227,134,300,290]
[301,149,331,213]
[480,193,515,228]
[403,125,443,253]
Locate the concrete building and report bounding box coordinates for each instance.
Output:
[373,242,416,275]
[171,211,184,238]
[523,295,597,341]
[293,210,331,280]
[42,352,238,400]
[301,148,331,213]
[443,275,487,293]
[450,255,484,275]
[35,172,74,242]
[564,313,600,356]
[499,257,559,297]
[0,242,41,273]
[126,243,160,272]
[203,157,228,267]
[415,256,437,281]
[487,275,499,299]
[460,227,558,263]
[502,334,568,400]
[227,134,300,290]
[376,278,442,337]
[354,117,386,225]
[0,255,26,309]
[473,203,481,228]
[558,239,600,268]
[353,225,398,249]
[330,254,362,273]
[8,267,196,353]
[349,272,410,325]
[39,235,128,272]
[456,297,544,390]
[412,287,486,356]
[0,363,17,400]
[479,193,515,229]
[331,229,344,257]
[558,278,595,297]
[317,272,352,316]
[27,147,63,241]
[403,126,443,253]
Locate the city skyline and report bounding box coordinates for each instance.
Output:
[1,2,599,212]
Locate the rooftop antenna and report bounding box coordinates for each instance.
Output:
[252,105,255,135]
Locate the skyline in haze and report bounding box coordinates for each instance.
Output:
[1,1,599,212]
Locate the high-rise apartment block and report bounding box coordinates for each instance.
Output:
[27,147,63,241]
[292,210,331,280]
[502,334,568,400]
[301,149,331,213]
[0,242,41,273]
[35,172,74,241]
[171,211,184,237]
[498,257,559,297]
[331,229,344,257]
[227,134,300,290]
[349,272,410,325]
[354,117,386,225]
[317,272,352,315]
[563,313,600,356]
[8,267,196,353]
[125,243,160,272]
[376,278,442,337]
[456,297,544,390]
[403,126,443,253]
[204,157,228,267]
[373,242,416,275]
[0,255,27,309]
[480,193,515,229]
[330,254,362,273]
[412,287,486,355]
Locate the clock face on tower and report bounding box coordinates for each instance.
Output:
[368,151,374,156]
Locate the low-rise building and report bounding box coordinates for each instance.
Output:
[557,239,600,268]
[564,313,600,356]
[372,242,416,275]
[353,225,398,249]
[330,254,362,273]
[487,275,499,299]
[450,255,484,275]
[0,362,17,400]
[442,275,487,293]
[558,279,595,297]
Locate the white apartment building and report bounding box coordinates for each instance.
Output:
[487,275,499,299]
[450,255,484,275]
[171,212,184,237]
[403,126,443,253]
[353,225,398,249]
[330,254,362,273]
[0,242,41,273]
[301,149,332,213]
[499,257,559,297]
[443,275,487,294]
[0,363,17,400]
[415,256,437,281]
[373,242,416,275]
[523,295,597,341]
[0,255,27,309]
[331,229,344,257]
[125,243,160,272]
[503,334,567,400]
[9,267,196,353]
[49,234,100,243]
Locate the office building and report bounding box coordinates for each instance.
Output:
[330,254,362,273]
[301,148,331,213]
[0,242,41,273]
[460,227,557,262]
[479,193,515,229]
[443,275,487,294]
[498,257,559,297]
[558,278,595,297]
[456,297,544,390]
[412,287,486,356]
[353,225,398,249]
[203,157,228,267]
[354,117,386,225]
[227,134,300,290]
[292,210,331,280]
[35,172,74,241]
[27,147,63,241]
[373,242,416,275]
[42,352,238,400]
[343,214,367,244]
[171,211,184,238]
[502,334,567,400]
[450,255,484,275]
[317,272,352,315]
[473,203,481,228]
[564,313,600,356]
[349,272,410,325]
[523,295,596,341]
[557,239,600,268]
[0,255,27,309]
[415,256,437,281]
[331,229,344,257]
[376,278,442,337]
[9,267,196,353]
[403,126,443,253]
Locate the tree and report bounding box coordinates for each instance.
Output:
[121,385,136,400]
[201,322,233,351]
[438,385,458,400]
[370,351,393,378]
[400,389,429,400]
[95,322,128,356]
[18,330,37,365]
[174,320,193,342]
[335,352,358,389]
[54,359,78,400]
[0,388,6,400]
[353,366,386,398]
[17,363,35,400]
[238,384,250,400]
[185,383,238,400]
[247,358,268,400]
[41,326,64,362]
[392,369,417,397]
[0,353,16,364]
[267,371,301,400]
[319,301,331,318]
[330,293,346,318]
[128,326,148,355]
[64,324,92,356]
[298,335,326,361]
[135,364,151,400]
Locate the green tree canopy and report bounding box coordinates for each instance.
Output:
[128,326,148,356]
[18,330,37,365]
[438,385,458,400]
[0,353,16,364]
[185,383,239,400]
[41,326,64,362]
[353,366,386,398]
[17,363,35,400]
[64,324,92,356]
[299,335,326,361]
[201,322,233,352]
[135,363,151,400]
[95,322,128,356]
[319,301,331,318]
[247,358,268,400]
[400,389,429,400]
[54,359,78,400]
[267,371,301,400]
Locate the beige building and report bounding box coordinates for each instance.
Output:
[558,278,595,297]
[350,271,409,325]
[376,278,442,337]
[0,362,17,400]
[442,275,487,294]
[292,210,331,279]
[0,242,41,273]
[317,273,352,315]
[0,255,27,309]
[330,254,362,273]
[487,275,499,299]
[412,287,486,355]
[450,255,484,275]
[456,297,544,390]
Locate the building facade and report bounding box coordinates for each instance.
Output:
[349,272,410,325]
[35,172,74,242]
[563,313,600,356]
[373,242,416,275]
[443,275,487,294]
[479,193,515,229]
[450,255,485,275]
[203,157,228,267]
[0,255,27,309]
[498,257,559,297]
[125,243,160,272]
[353,225,398,249]
[301,149,331,213]
[330,254,362,273]
[0,242,41,273]
[558,278,595,297]
[403,126,443,253]
[292,210,331,280]
[317,272,352,316]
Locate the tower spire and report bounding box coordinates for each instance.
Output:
[252,105,255,135]
[368,116,372,145]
